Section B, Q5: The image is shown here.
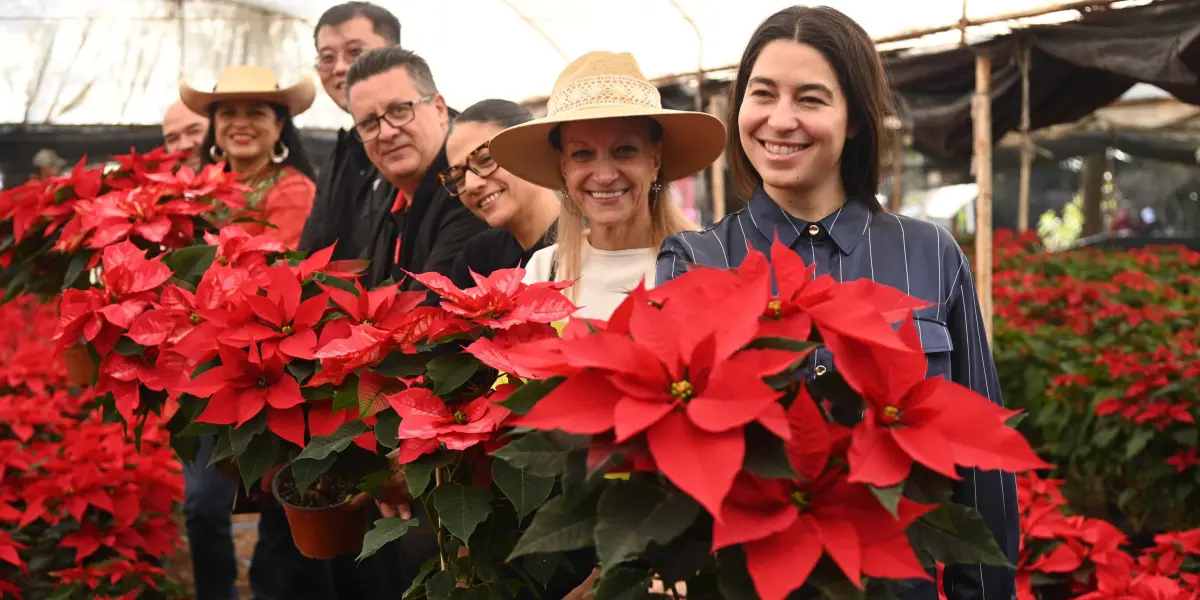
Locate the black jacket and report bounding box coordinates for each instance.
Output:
[390,149,488,291]
[299,131,487,289]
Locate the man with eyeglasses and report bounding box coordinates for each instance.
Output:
[334,46,487,289]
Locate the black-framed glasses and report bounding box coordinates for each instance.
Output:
[437,142,499,196]
[353,95,434,141]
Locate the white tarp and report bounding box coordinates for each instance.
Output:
[0,0,1152,128]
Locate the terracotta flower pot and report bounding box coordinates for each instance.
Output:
[62,345,96,386]
[271,467,367,559]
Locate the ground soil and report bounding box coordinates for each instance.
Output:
[274,467,359,508]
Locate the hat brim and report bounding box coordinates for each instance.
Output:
[489,104,726,190]
[179,77,317,118]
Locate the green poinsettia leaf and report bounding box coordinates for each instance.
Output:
[594,480,701,573]
[431,482,493,543]
[291,454,337,493]
[491,432,568,477]
[508,496,596,560]
[491,459,555,520]
[163,244,217,283]
[868,483,903,519]
[295,420,368,462]
[405,451,455,497]
[230,411,267,457]
[236,433,280,490]
[498,377,563,415]
[427,353,480,396]
[374,408,401,450]
[908,503,1012,568]
[593,567,653,600]
[358,517,418,561]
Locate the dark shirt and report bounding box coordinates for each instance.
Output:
[450,225,555,289]
[298,130,487,289]
[656,186,1018,600]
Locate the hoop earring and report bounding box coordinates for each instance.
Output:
[271,142,289,164]
[209,145,226,162]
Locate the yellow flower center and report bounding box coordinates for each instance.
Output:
[767,299,783,318]
[881,405,902,425]
[281,325,292,335]
[790,491,808,509]
[188,312,201,325]
[670,380,694,401]
[453,411,467,424]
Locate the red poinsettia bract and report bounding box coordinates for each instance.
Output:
[833,315,1051,487]
[712,389,932,600]
[388,386,511,464]
[503,277,807,519]
[180,344,306,447]
[406,267,576,329]
[53,241,173,356]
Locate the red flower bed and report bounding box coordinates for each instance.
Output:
[0,295,184,600]
[988,230,1199,599]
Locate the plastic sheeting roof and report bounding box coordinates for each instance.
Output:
[0,0,1152,128]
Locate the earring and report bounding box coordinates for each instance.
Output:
[651,182,663,194]
[271,142,290,164]
[209,145,226,162]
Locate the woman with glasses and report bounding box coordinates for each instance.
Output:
[441,100,560,289]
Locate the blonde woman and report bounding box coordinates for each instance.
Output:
[489,51,725,320]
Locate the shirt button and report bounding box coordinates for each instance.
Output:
[807,224,821,237]
[814,365,827,377]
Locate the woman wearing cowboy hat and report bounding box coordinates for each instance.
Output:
[182,65,319,249]
[489,51,725,321]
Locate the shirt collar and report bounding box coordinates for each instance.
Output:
[746,186,872,255]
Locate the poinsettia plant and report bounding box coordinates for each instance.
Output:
[301,266,582,590]
[0,149,254,303]
[468,238,1052,600]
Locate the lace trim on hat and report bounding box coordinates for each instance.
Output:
[547,74,662,116]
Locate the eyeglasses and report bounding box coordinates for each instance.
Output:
[438,142,498,196]
[314,47,364,74]
[353,96,434,141]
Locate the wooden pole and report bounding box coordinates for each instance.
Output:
[1017,43,1033,232]
[708,93,728,221]
[972,53,994,344]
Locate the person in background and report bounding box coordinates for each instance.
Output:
[654,7,1018,600]
[177,65,326,600]
[488,50,724,320]
[443,99,560,288]
[162,100,209,171]
[184,65,317,249]
[298,1,400,283]
[31,149,66,180]
[342,46,487,289]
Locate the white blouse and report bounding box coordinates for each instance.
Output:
[521,238,658,321]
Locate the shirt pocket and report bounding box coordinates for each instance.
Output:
[913,317,954,380]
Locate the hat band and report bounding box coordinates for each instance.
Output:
[546,74,662,116]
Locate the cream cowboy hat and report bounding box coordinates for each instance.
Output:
[179,66,316,117]
[489,51,725,190]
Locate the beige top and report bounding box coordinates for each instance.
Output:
[522,238,658,321]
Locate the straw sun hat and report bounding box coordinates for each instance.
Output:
[489,51,726,190]
[180,66,316,117]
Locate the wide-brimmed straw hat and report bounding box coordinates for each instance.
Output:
[489,51,726,190]
[180,66,316,117]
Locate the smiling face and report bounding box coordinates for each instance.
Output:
[558,117,661,230]
[213,100,283,165]
[348,66,449,188]
[738,40,850,199]
[315,16,390,112]
[445,121,539,229]
[162,101,209,171]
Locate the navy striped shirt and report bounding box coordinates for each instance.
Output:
[657,186,1018,600]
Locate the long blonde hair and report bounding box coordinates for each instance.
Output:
[552,177,697,302]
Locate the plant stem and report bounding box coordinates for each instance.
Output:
[434,467,448,571]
